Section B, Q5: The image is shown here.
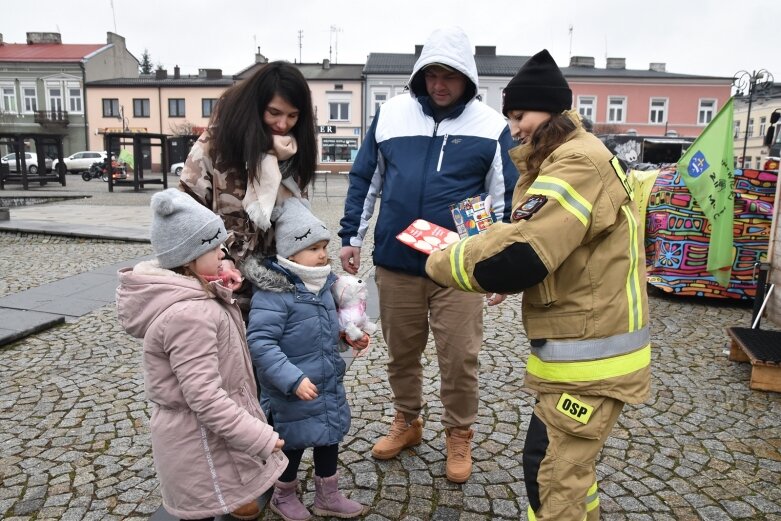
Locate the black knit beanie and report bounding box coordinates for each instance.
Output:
[502,49,572,116]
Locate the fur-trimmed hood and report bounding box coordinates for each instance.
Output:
[116,259,233,338]
[240,255,295,293]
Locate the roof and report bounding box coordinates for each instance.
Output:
[0,43,106,62]
[364,52,731,81]
[235,61,365,81]
[364,53,529,76]
[87,75,235,87]
[295,63,364,81]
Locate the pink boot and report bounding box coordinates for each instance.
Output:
[312,472,367,518]
[269,479,311,521]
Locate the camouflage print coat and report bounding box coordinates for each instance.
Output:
[179,132,307,315]
[179,132,271,265]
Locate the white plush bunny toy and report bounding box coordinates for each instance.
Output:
[331,275,378,343]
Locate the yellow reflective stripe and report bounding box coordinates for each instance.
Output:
[527,505,537,521]
[622,205,643,331]
[527,344,651,382]
[529,176,593,227]
[449,238,475,292]
[585,481,599,512]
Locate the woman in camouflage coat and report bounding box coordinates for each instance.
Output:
[179,61,318,312]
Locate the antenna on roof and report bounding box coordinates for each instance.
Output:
[330,25,343,64]
[568,25,574,58]
[110,0,117,33]
[297,29,303,63]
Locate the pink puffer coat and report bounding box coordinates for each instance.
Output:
[116,260,287,519]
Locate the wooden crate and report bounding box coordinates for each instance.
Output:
[726,327,781,393]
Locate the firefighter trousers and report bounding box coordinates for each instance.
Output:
[523,392,624,520]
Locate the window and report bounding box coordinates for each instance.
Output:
[168,98,185,117]
[21,84,37,113]
[649,98,667,124]
[734,121,741,139]
[321,137,358,162]
[756,157,761,169]
[577,96,595,120]
[67,82,82,113]
[202,98,217,117]
[47,83,64,112]
[329,101,349,121]
[743,156,752,168]
[607,97,626,123]
[747,118,754,137]
[102,98,120,117]
[759,117,767,137]
[133,98,150,118]
[698,99,716,125]
[1,84,16,113]
[371,90,389,116]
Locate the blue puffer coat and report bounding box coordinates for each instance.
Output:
[242,256,350,450]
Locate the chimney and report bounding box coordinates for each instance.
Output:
[649,62,666,72]
[255,47,268,64]
[26,32,62,44]
[606,57,626,70]
[475,46,496,56]
[155,68,168,80]
[0,34,4,45]
[173,65,180,79]
[322,58,330,70]
[414,44,423,55]
[569,56,595,68]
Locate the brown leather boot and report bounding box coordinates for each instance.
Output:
[371,410,424,459]
[445,427,474,483]
[230,500,261,520]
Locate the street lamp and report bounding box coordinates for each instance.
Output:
[733,69,774,168]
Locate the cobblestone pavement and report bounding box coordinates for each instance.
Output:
[2,179,781,520]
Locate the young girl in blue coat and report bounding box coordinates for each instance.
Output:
[243,197,367,521]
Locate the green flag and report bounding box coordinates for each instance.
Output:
[677,97,735,288]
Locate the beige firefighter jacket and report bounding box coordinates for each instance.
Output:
[426,111,650,403]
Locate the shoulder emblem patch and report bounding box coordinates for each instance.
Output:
[512,195,547,221]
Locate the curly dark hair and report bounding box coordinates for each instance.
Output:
[207,61,316,190]
[526,113,578,176]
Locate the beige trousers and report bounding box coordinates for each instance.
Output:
[374,267,484,429]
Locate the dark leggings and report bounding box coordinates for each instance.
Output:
[280,443,339,482]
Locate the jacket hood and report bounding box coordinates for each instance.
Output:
[240,255,295,293]
[408,26,478,101]
[116,260,233,338]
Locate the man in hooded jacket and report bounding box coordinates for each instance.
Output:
[338,26,518,483]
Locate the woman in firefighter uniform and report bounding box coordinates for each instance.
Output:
[425,49,651,521]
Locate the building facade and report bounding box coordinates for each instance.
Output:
[733,85,781,170]
[86,67,233,167]
[363,48,732,142]
[0,31,139,156]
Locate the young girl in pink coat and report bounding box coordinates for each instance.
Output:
[117,188,286,520]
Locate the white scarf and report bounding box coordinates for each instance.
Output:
[243,134,301,231]
[277,257,331,294]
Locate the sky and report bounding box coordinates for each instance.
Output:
[2,0,779,80]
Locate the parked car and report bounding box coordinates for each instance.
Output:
[52,151,107,174]
[0,152,53,174]
[170,162,184,176]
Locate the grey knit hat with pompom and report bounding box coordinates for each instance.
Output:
[150,188,227,268]
[272,197,331,259]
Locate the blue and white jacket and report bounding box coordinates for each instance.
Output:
[339,26,519,277]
